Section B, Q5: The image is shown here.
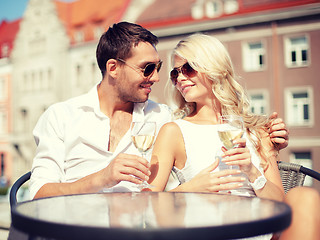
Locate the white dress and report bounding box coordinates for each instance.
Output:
[171,119,272,240]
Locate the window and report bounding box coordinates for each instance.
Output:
[76,64,82,86]
[191,2,204,19]
[92,62,97,84]
[94,26,104,40]
[291,152,312,186]
[284,36,309,67]
[243,41,265,72]
[20,108,28,132]
[205,0,222,18]
[0,78,6,100]
[0,111,7,134]
[248,91,268,115]
[224,0,239,14]
[285,87,313,126]
[1,43,9,58]
[74,30,84,43]
[47,68,52,89]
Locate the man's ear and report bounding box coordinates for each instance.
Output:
[106,59,119,78]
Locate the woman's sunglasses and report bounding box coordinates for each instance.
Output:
[117,59,162,77]
[170,62,197,85]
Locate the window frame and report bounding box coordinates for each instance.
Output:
[290,151,313,186]
[284,35,310,68]
[247,89,269,115]
[285,86,314,127]
[242,40,266,72]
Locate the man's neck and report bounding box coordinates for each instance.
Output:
[97,81,134,118]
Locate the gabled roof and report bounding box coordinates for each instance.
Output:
[0,19,21,59]
[54,0,131,44]
[136,0,319,30]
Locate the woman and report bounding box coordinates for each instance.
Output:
[149,33,284,201]
[148,33,319,240]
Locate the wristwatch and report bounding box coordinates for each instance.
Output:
[250,175,267,190]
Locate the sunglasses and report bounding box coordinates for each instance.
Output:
[117,59,162,77]
[170,62,197,85]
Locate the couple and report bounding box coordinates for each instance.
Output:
[29,22,318,239]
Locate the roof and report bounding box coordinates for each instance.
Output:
[136,0,319,30]
[0,19,21,59]
[54,0,131,44]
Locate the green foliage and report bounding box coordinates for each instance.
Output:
[0,187,9,195]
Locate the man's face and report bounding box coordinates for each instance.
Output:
[116,41,161,103]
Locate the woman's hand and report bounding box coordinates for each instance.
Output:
[221,138,255,178]
[177,159,245,193]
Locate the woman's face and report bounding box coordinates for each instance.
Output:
[172,55,213,104]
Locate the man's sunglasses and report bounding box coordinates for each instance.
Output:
[117,59,162,77]
[170,62,197,85]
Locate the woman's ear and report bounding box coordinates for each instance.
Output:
[106,59,119,78]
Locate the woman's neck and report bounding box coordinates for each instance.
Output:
[185,104,221,125]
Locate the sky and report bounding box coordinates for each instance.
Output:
[0,0,29,22]
[0,0,77,23]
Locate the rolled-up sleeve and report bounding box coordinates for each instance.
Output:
[29,104,66,199]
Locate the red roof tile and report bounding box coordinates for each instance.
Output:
[54,0,131,44]
[0,19,21,58]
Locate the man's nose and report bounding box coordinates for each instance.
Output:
[149,69,160,83]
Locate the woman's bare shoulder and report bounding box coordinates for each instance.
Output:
[159,121,181,134]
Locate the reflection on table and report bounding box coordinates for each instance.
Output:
[11,192,291,240]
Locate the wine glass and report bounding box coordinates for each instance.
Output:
[217,115,252,195]
[218,115,244,151]
[216,115,245,193]
[216,115,245,172]
[131,121,156,190]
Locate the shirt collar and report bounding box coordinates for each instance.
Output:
[132,102,149,122]
[77,82,149,119]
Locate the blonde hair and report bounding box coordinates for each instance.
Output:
[165,33,273,169]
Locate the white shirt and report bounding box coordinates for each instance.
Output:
[29,84,172,199]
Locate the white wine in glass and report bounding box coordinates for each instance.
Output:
[132,135,155,156]
[218,115,244,150]
[131,121,156,190]
[216,115,245,193]
[216,115,245,174]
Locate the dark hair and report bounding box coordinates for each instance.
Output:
[96,21,158,77]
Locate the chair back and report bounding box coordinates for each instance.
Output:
[278,161,320,193]
[278,162,305,193]
[9,171,31,208]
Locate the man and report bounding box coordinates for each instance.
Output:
[30,22,288,199]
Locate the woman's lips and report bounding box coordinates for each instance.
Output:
[180,84,195,94]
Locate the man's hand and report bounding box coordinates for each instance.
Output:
[268,112,289,150]
[97,153,151,189]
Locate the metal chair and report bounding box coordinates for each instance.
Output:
[278,161,320,193]
[9,171,31,208]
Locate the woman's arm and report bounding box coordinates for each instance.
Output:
[257,132,285,200]
[149,122,184,191]
[149,122,245,193]
[222,131,285,201]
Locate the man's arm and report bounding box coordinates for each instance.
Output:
[33,153,151,199]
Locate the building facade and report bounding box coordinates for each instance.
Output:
[135,0,320,190]
[0,0,319,191]
[0,19,21,185]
